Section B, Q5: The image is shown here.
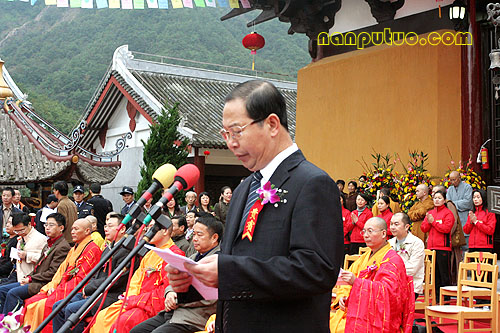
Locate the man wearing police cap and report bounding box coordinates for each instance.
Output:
[120,186,136,215]
[73,185,94,219]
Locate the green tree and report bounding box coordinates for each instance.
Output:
[136,103,189,203]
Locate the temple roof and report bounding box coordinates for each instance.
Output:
[0,63,121,185]
[79,45,297,150]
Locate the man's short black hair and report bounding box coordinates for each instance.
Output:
[225,80,288,131]
[11,213,31,227]
[2,187,15,197]
[394,212,411,226]
[54,181,69,196]
[172,215,187,232]
[47,212,66,230]
[336,179,345,187]
[90,183,101,194]
[196,215,223,243]
[108,213,126,227]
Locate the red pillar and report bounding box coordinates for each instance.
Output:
[461,0,482,169]
[193,147,205,194]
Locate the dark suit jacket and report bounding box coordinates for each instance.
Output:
[28,236,71,296]
[83,239,140,313]
[215,150,343,333]
[0,206,20,228]
[0,237,18,278]
[87,195,113,237]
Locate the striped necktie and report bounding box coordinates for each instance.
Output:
[239,171,263,233]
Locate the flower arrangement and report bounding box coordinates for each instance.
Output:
[0,309,30,332]
[441,157,486,190]
[357,152,397,202]
[394,151,432,213]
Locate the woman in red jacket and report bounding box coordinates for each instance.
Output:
[340,194,353,255]
[377,195,393,237]
[421,189,454,299]
[463,189,496,253]
[349,193,373,255]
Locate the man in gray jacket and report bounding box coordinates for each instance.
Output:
[130,215,222,333]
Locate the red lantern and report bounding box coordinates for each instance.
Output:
[204,150,210,156]
[242,32,265,71]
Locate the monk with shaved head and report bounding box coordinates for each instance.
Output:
[330,217,414,332]
[408,183,434,243]
[24,218,102,332]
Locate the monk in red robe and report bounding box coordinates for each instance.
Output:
[90,222,184,333]
[330,217,414,333]
[24,218,102,333]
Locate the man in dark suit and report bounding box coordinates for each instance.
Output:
[1,187,20,230]
[87,183,113,237]
[167,80,343,333]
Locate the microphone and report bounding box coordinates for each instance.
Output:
[143,164,200,225]
[122,163,177,226]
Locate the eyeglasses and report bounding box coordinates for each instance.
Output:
[45,223,59,228]
[360,228,384,236]
[13,227,27,234]
[219,118,264,141]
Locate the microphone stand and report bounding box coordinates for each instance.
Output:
[33,211,151,333]
[56,214,173,333]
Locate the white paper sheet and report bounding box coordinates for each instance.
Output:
[10,248,20,260]
[145,245,218,300]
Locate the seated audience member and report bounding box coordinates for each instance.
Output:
[85,216,105,249]
[172,215,190,254]
[34,195,58,235]
[388,212,425,299]
[0,217,19,280]
[0,215,17,278]
[408,184,434,243]
[377,195,394,237]
[330,217,414,332]
[371,187,401,216]
[340,194,353,255]
[130,215,222,333]
[0,213,71,314]
[23,218,102,333]
[90,219,184,333]
[421,188,454,300]
[52,214,139,333]
[345,181,358,212]
[12,213,47,284]
[349,193,373,254]
[463,189,496,253]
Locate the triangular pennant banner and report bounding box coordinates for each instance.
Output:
[133,0,144,8]
[81,0,93,8]
[146,0,158,8]
[121,0,132,9]
[157,0,168,8]
[216,0,227,7]
[108,0,119,7]
[205,0,215,7]
[240,0,250,8]
[193,0,204,7]
[57,0,69,6]
[69,0,81,7]
[182,0,193,7]
[96,0,108,8]
[45,0,57,5]
[171,0,182,8]
[228,0,238,8]
[31,0,38,5]
[19,0,29,3]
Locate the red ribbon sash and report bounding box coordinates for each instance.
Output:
[242,200,264,242]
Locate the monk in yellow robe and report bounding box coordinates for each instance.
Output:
[23,218,102,333]
[90,224,184,333]
[330,217,414,333]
